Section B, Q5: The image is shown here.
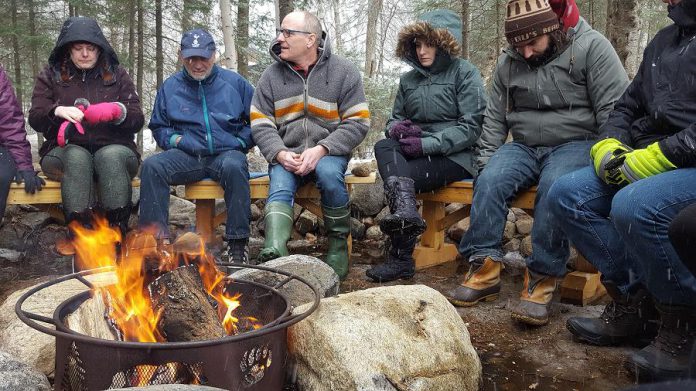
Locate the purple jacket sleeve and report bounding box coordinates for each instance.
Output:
[0,65,33,171]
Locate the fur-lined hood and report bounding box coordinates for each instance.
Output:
[396,9,461,72]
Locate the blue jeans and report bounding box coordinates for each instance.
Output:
[139,149,250,240]
[548,166,696,306]
[267,155,349,207]
[458,141,593,277]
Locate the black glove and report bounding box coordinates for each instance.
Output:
[15,170,45,194]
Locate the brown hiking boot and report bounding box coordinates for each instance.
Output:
[448,257,502,307]
[510,269,557,326]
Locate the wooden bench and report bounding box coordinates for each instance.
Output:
[7,177,141,221]
[184,172,377,245]
[415,180,606,306]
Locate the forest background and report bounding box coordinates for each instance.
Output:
[0,0,673,158]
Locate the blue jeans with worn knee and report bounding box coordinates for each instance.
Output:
[458,141,593,277]
[267,155,349,208]
[139,149,250,240]
[548,166,696,306]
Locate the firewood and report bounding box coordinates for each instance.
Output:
[149,265,226,341]
[65,289,119,340]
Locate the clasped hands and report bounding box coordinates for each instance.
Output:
[389,120,423,158]
[277,145,328,176]
[591,138,676,187]
[54,99,125,146]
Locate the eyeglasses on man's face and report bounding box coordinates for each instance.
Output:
[276,28,313,38]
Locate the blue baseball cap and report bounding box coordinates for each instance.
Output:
[180,28,216,59]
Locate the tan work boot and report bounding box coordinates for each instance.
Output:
[448,257,502,307]
[510,268,557,326]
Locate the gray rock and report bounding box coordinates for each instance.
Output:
[288,285,482,391]
[350,175,384,217]
[447,217,470,242]
[131,186,141,205]
[503,221,516,241]
[295,210,318,235]
[502,251,526,276]
[506,209,517,223]
[250,204,262,221]
[502,238,521,253]
[0,249,21,263]
[520,235,533,257]
[365,225,383,240]
[174,185,187,198]
[247,149,268,173]
[374,206,390,225]
[350,217,366,240]
[230,255,339,307]
[168,196,195,227]
[287,239,319,253]
[515,216,533,236]
[0,350,51,391]
[16,211,53,230]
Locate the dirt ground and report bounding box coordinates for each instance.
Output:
[0,235,640,391]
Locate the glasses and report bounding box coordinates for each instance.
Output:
[276,28,313,38]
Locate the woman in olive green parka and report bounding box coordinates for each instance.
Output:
[366,9,486,282]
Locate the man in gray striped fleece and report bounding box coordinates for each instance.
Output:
[251,10,370,279]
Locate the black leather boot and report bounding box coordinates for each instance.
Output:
[566,283,658,346]
[365,233,416,282]
[379,177,426,237]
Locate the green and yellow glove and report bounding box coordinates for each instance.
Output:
[590,138,633,185]
[614,142,676,184]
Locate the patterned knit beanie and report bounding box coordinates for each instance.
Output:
[505,0,561,44]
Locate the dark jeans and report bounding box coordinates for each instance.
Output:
[548,166,696,306]
[139,148,250,240]
[41,144,139,213]
[0,146,18,222]
[669,202,696,279]
[374,138,470,193]
[458,141,593,277]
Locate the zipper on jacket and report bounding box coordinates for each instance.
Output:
[199,81,214,155]
[550,72,569,106]
[82,70,86,82]
[680,34,696,55]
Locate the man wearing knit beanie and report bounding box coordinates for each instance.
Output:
[449,0,629,327]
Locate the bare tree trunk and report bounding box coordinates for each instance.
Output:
[377,2,397,77]
[219,0,237,70]
[236,0,250,78]
[136,0,145,153]
[495,0,503,62]
[11,0,22,108]
[278,0,293,25]
[605,0,638,67]
[332,0,342,54]
[156,0,163,89]
[182,0,194,32]
[128,0,136,75]
[589,0,595,27]
[364,0,383,78]
[460,0,470,59]
[29,0,43,144]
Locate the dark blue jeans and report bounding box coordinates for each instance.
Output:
[458,141,593,277]
[139,149,250,240]
[548,166,696,306]
[267,155,349,207]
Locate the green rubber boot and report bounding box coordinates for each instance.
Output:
[258,201,293,263]
[322,204,351,280]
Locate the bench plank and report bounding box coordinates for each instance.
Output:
[8,178,141,205]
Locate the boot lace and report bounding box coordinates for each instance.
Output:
[600,300,636,322]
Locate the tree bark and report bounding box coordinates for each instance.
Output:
[460,0,470,59]
[28,0,43,144]
[136,0,145,152]
[156,0,163,89]
[10,0,22,108]
[219,0,237,70]
[237,0,250,78]
[278,0,293,25]
[332,0,342,54]
[128,0,136,75]
[364,0,383,79]
[605,0,638,67]
[150,265,226,342]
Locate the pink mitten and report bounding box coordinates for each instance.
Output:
[83,102,126,124]
[57,121,85,147]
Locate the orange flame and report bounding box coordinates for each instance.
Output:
[70,215,261,342]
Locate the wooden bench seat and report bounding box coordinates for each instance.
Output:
[415,179,605,306]
[184,172,377,244]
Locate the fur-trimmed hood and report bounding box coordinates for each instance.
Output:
[396,9,461,73]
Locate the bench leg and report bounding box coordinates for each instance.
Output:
[413,200,459,270]
[560,254,606,305]
[195,199,216,244]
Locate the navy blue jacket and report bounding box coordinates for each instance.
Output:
[599,0,696,167]
[150,65,254,156]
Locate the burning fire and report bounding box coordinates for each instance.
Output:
[69,214,260,342]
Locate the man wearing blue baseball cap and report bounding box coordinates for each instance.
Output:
[139,28,256,265]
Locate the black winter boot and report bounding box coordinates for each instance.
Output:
[223,237,250,272]
[627,304,696,381]
[379,177,426,237]
[365,233,417,282]
[61,208,95,270]
[105,203,133,238]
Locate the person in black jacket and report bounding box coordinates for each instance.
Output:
[548,0,696,382]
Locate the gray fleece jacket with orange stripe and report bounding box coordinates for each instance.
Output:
[251,32,370,163]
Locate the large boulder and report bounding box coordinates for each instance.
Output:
[288,285,482,391]
[0,350,51,391]
[0,278,92,377]
[230,255,339,307]
[168,196,195,227]
[350,175,384,217]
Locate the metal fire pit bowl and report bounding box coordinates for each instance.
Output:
[15,262,320,391]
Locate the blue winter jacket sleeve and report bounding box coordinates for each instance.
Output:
[150,84,179,150]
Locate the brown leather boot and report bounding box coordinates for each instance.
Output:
[510,269,557,326]
[448,257,502,307]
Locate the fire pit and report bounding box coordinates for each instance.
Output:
[15,263,319,390]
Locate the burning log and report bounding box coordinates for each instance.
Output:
[150,265,226,341]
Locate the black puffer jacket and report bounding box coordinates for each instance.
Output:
[600,0,696,167]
